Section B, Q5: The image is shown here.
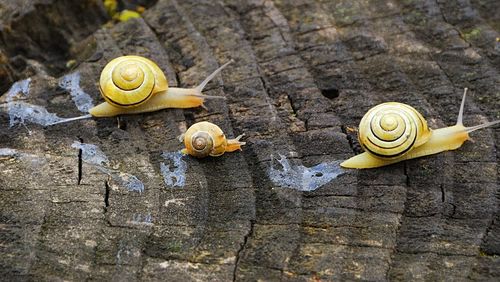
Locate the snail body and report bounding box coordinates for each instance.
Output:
[341,89,499,169]
[51,55,232,124]
[89,86,206,117]
[181,121,245,158]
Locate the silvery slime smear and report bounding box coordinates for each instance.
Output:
[0,147,46,166]
[160,151,187,187]
[2,77,94,127]
[2,78,70,127]
[8,101,65,127]
[71,142,109,166]
[58,72,94,112]
[130,213,153,225]
[0,148,19,157]
[268,154,344,191]
[72,141,144,193]
[4,79,31,101]
[111,172,145,193]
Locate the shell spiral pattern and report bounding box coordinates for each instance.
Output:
[190,131,215,157]
[99,55,167,108]
[358,102,432,159]
[182,122,232,158]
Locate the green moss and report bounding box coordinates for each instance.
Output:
[463,28,481,41]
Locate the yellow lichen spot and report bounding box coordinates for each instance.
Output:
[103,0,118,17]
[136,6,146,13]
[66,59,77,69]
[116,10,142,22]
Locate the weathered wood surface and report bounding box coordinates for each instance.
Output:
[1,0,499,280]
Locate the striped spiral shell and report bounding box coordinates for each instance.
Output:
[183,122,228,158]
[358,102,432,159]
[189,131,214,157]
[99,55,168,108]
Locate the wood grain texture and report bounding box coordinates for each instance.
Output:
[1,0,499,280]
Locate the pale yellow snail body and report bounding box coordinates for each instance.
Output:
[52,55,232,124]
[181,121,245,158]
[341,89,500,169]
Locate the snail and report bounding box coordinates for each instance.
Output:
[51,55,232,125]
[180,121,245,157]
[341,88,499,169]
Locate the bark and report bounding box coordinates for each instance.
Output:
[1,0,499,281]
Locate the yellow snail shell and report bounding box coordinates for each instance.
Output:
[99,55,167,108]
[358,102,432,159]
[341,88,500,169]
[181,121,245,158]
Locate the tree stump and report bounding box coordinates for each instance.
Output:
[1,0,499,280]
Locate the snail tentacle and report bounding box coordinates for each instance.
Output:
[225,133,246,152]
[195,59,234,93]
[456,88,467,126]
[171,59,234,108]
[465,120,500,133]
[456,88,500,133]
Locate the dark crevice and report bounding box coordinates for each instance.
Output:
[174,69,182,86]
[450,203,457,217]
[77,137,83,185]
[285,94,300,119]
[320,87,340,99]
[233,220,255,282]
[258,76,270,93]
[479,217,498,256]
[398,249,476,257]
[104,180,110,211]
[142,255,233,266]
[405,213,439,218]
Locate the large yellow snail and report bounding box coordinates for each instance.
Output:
[180,121,245,157]
[341,89,500,169]
[52,55,232,124]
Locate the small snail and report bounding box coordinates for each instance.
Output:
[181,121,245,157]
[341,88,499,169]
[52,55,232,124]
